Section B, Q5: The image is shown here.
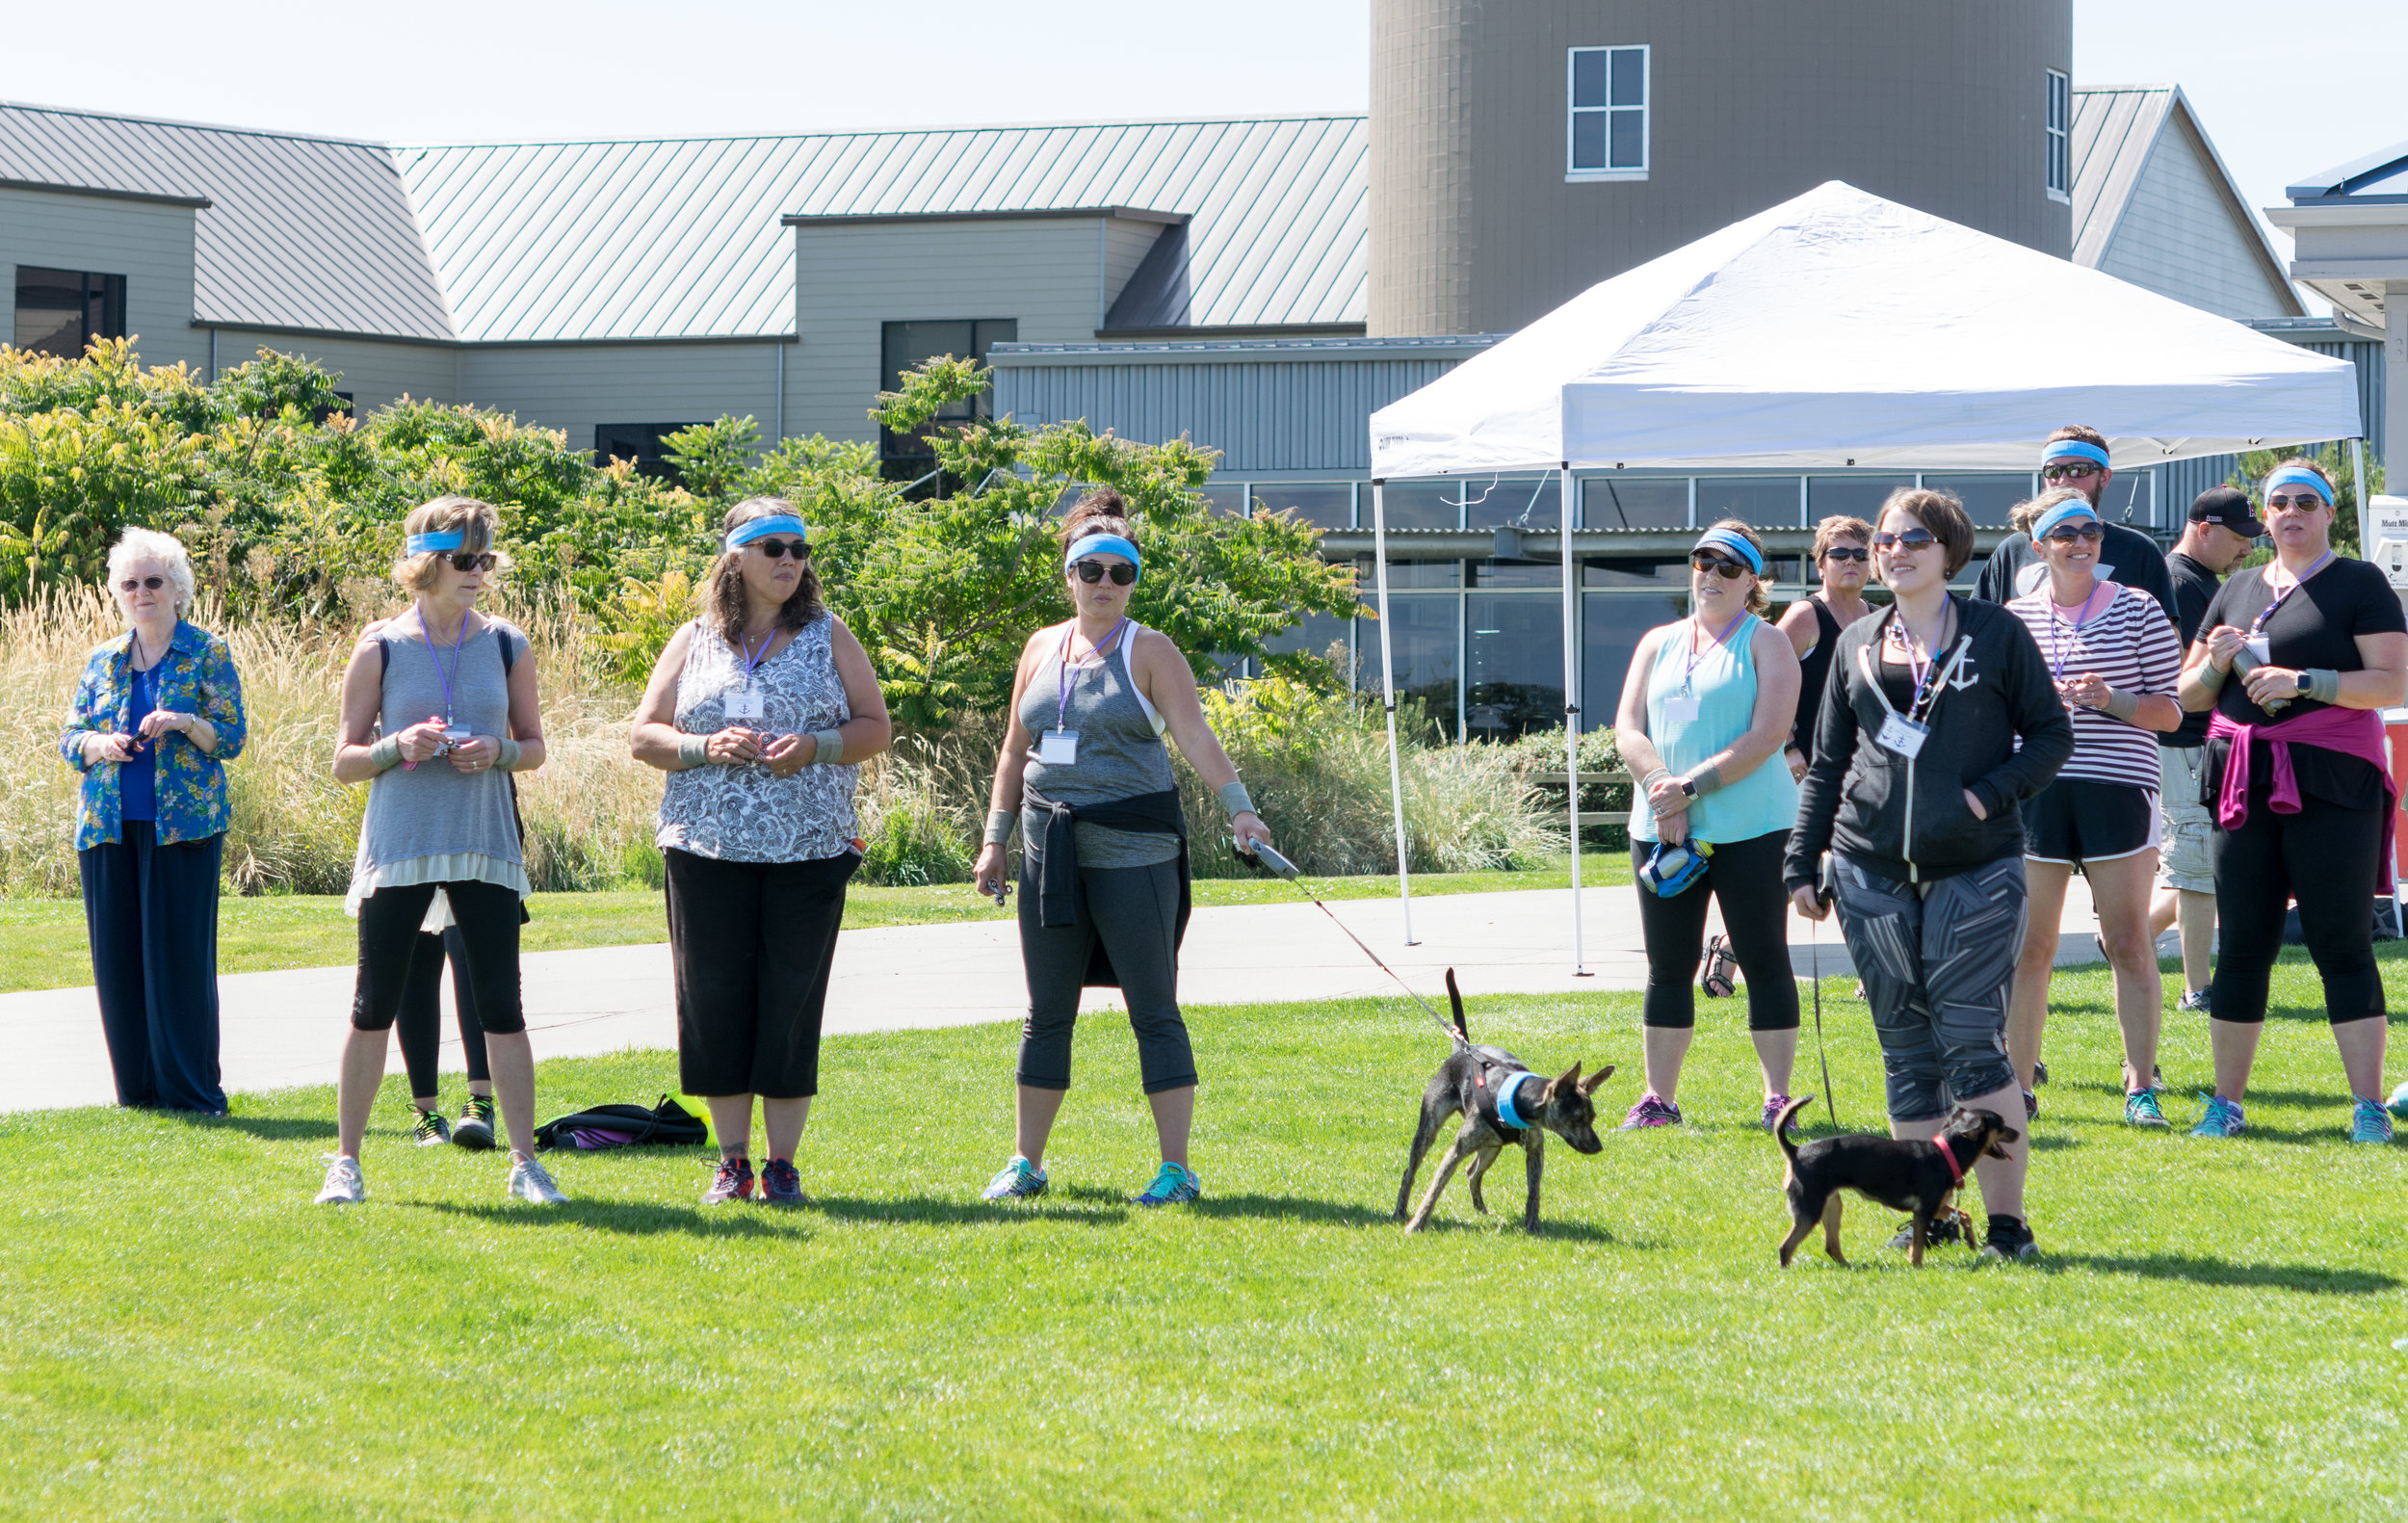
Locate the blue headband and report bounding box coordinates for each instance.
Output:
[2041,439,2111,471]
[1065,534,1141,580]
[2263,467,2332,507]
[725,514,809,551]
[405,529,466,555]
[1496,1068,1545,1130]
[1692,528,1764,577]
[2032,499,2100,541]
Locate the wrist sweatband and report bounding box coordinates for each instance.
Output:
[1217,781,1257,818]
[1680,761,1725,796]
[2303,669,2343,705]
[2195,661,2229,694]
[1639,767,1674,793]
[2101,689,2139,722]
[677,734,713,768]
[494,738,523,771]
[368,734,405,772]
[810,728,845,765]
[984,809,1015,847]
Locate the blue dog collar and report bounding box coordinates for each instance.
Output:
[1495,1069,1546,1130]
[2263,466,2332,506]
[2031,499,2099,541]
[1065,533,1141,580]
[726,513,809,551]
[2041,439,2111,471]
[1691,528,1764,577]
[405,529,465,555]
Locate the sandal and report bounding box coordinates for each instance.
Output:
[1698,934,1738,999]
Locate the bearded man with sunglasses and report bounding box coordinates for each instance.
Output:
[1973,426,2179,624]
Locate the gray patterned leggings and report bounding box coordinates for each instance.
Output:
[1832,854,2026,1122]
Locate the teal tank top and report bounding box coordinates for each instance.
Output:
[1629,613,1799,846]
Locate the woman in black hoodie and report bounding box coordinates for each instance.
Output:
[1784,487,2073,1262]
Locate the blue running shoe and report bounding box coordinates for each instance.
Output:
[2388,1079,2408,1119]
[2190,1093,2245,1139]
[982,1156,1048,1200]
[2124,1089,2169,1128]
[2349,1098,2394,1144]
[1134,1160,1200,1207]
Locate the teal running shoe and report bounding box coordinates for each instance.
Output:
[982,1156,1048,1200]
[2124,1089,2169,1128]
[2349,1097,2395,1145]
[2190,1093,2246,1139]
[1133,1160,1201,1207]
[2388,1079,2408,1119]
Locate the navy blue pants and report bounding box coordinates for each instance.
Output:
[79,824,226,1113]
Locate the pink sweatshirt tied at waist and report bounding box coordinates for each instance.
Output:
[2206,703,2396,891]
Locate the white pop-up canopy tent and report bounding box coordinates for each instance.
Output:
[1363,180,2365,968]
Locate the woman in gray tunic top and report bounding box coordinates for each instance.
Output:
[318,495,564,1207]
[970,488,1277,1208]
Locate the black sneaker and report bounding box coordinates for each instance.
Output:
[1886,1214,1966,1251]
[2031,1061,2049,1087]
[411,1107,451,1146]
[1979,1214,2039,1262]
[452,1094,496,1151]
[2023,1089,2038,1120]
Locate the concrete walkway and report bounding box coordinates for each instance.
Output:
[1,878,2121,1114]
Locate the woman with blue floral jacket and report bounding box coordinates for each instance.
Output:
[59,529,247,1113]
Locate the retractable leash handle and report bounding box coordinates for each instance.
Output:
[1235,837,1301,881]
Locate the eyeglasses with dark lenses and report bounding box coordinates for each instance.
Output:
[749,538,807,560]
[1872,529,1938,550]
[449,552,498,572]
[1689,553,1750,580]
[1073,561,1138,586]
[1820,546,1870,563]
[2041,522,2105,544]
[2264,493,2327,512]
[2041,462,2105,482]
[118,576,167,591]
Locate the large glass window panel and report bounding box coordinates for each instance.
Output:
[1923,473,2032,527]
[1583,556,1689,587]
[2095,470,2155,528]
[1196,484,1248,516]
[1264,612,1352,677]
[1582,592,1688,730]
[1465,594,1565,743]
[1696,477,1801,529]
[1255,482,1353,528]
[1472,559,1563,588]
[1808,476,1915,524]
[1583,476,1688,528]
[1374,481,1463,531]
[879,317,1017,460]
[1376,559,1461,589]
[1363,592,1461,740]
[593,423,706,479]
[1465,476,1559,530]
[14,267,125,358]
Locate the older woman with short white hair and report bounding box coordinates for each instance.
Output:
[60,527,248,1113]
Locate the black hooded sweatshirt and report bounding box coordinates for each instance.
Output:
[1784,594,2075,889]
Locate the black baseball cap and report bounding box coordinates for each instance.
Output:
[2188,486,2264,538]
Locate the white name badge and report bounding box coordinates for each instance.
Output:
[1875,712,1929,759]
[1037,729,1080,766]
[1661,694,1701,723]
[2243,636,2271,667]
[442,723,472,746]
[722,685,766,720]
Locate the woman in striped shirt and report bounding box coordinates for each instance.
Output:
[2002,489,2186,1125]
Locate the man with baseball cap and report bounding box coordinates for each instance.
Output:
[2148,486,2264,1010]
[1976,426,2181,620]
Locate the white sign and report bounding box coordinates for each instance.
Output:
[2370,495,2408,589]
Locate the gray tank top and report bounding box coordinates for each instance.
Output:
[354,617,527,882]
[1019,622,1178,868]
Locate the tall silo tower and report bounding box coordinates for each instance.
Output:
[1370,0,2074,336]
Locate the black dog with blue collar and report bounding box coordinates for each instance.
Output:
[1397,970,1616,1235]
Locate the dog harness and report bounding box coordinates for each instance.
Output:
[1931,1135,1966,1188]
[1494,1069,1545,1130]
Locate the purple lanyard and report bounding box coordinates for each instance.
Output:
[2046,583,2107,683]
[421,613,469,725]
[1057,617,1129,731]
[737,627,775,685]
[2252,552,2332,634]
[1682,611,1748,693]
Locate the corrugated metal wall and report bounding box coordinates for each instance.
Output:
[2153,338,2385,518]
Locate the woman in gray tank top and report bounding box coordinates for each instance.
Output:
[318,495,565,1208]
[970,488,1279,1208]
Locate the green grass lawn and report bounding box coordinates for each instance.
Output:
[2,951,2402,1518]
[0,853,1632,994]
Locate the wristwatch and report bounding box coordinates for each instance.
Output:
[1678,777,1700,801]
[2294,671,2312,695]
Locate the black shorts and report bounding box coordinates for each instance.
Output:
[2022,778,2159,866]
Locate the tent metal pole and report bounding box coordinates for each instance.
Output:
[2353,435,2372,566]
[1559,463,1586,976]
[1371,480,1417,944]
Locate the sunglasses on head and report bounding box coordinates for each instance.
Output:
[118,576,167,591]
[447,552,498,572]
[2264,492,2327,512]
[2041,521,2104,544]
[748,538,807,560]
[2042,462,2104,483]
[1689,552,1750,580]
[1072,560,1138,586]
[1872,528,1938,550]
[1820,546,1869,563]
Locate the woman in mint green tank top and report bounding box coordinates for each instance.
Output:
[1611,521,1806,1133]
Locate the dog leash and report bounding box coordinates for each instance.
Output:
[1238,841,1460,1043]
[1812,853,1841,1129]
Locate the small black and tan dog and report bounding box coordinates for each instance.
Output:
[1395,971,1612,1235]
[1771,1094,2020,1266]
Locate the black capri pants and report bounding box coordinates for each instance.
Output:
[397,928,489,1096]
[666,847,856,1097]
[1016,853,1196,1094]
[353,879,526,1036]
[1629,828,1799,1031]
[2210,790,2386,1027]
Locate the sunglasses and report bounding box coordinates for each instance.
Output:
[2264,493,2328,512]
[2041,522,2104,544]
[118,576,167,592]
[1872,528,1938,550]
[1820,546,1869,563]
[748,538,808,560]
[2042,462,2104,483]
[1072,561,1138,586]
[449,552,498,572]
[1689,553,1750,580]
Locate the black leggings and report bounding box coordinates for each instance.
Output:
[352,880,526,1035]
[396,928,490,1098]
[2211,793,2386,1026]
[1630,828,1799,1031]
[1016,854,1196,1094]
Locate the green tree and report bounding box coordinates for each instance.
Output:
[2227,443,2385,556]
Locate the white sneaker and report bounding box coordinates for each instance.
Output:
[505,1152,566,1204]
[315,1153,365,1204]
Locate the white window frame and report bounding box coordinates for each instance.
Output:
[1566,45,1649,183]
[2045,69,2071,203]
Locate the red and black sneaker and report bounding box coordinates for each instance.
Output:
[701,1156,754,1205]
[759,1157,806,1208]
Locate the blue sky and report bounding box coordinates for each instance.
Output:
[3,0,2397,259]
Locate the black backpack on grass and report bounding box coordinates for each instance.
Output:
[533,1094,709,1152]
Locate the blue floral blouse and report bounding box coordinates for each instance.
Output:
[59,620,249,850]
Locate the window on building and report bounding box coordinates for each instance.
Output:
[879,319,1018,466]
[2046,70,2070,201]
[1568,45,1648,179]
[1253,482,1354,529]
[594,423,703,480]
[1583,477,1688,529]
[14,267,127,358]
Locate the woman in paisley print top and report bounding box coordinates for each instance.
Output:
[59,528,248,1113]
[630,497,892,1207]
